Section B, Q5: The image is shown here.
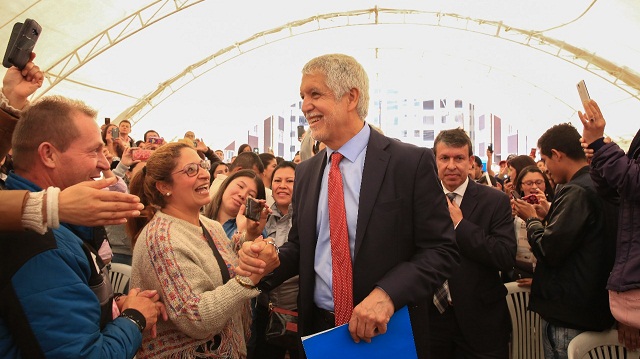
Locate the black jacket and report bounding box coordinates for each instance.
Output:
[526,166,616,331]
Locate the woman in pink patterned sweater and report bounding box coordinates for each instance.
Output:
[127,142,279,358]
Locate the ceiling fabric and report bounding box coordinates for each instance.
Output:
[2,0,639,148]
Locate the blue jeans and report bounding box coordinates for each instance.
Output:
[541,318,584,359]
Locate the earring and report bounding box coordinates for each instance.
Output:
[165,192,171,197]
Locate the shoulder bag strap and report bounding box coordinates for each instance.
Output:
[200,221,231,284]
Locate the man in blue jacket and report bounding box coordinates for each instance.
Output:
[0,94,165,358]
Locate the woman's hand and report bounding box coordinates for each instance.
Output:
[245,237,280,284]
[120,146,140,167]
[236,198,271,241]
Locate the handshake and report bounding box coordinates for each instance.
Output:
[236,237,281,285]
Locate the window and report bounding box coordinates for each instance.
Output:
[414,130,420,137]
[455,100,463,108]
[423,130,434,141]
[290,115,296,122]
[479,115,485,130]
[423,100,434,110]
[394,117,399,125]
[440,99,447,108]
[455,113,464,123]
[402,130,408,137]
[423,115,434,125]
[441,115,447,123]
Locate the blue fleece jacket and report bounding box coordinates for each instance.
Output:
[0,172,142,358]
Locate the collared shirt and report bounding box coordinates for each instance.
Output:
[314,124,370,311]
[442,176,470,229]
[442,176,469,207]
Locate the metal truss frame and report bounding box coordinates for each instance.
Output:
[37,6,639,125]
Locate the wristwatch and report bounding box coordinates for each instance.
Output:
[235,275,259,290]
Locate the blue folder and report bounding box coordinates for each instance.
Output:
[301,306,418,358]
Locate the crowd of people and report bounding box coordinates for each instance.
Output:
[0,51,639,359]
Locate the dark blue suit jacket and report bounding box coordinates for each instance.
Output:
[445,179,516,351]
[261,126,459,357]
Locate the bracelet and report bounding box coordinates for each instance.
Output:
[266,240,280,254]
[113,293,124,303]
[46,187,60,229]
[120,308,146,332]
[235,275,259,290]
[525,217,540,225]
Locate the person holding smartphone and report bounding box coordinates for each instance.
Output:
[205,169,269,243]
[581,98,640,350]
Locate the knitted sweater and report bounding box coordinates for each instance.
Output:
[130,211,259,358]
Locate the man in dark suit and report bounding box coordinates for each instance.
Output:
[237,53,459,358]
[431,128,516,358]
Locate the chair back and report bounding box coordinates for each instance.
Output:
[568,329,640,359]
[505,282,544,359]
[109,262,131,294]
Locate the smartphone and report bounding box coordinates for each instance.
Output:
[530,148,537,157]
[132,149,153,161]
[577,80,591,103]
[511,190,522,200]
[297,125,305,140]
[487,143,493,152]
[111,127,120,138]
[3,19,41,69]
[104,117,111,125]
[523,194,540,205]
[147,136,164,145]
[244,198,262,222]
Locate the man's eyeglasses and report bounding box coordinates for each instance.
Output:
[172,160,211,177]
[522,180,544,186]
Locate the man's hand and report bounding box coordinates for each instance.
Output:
[2,52,43,110]
[121,288,168,338]
[445,195,463,226]
[512,198,537,221]
[348,288,395,343]
[579,99,606,145]
[236,237,279,277]
[58,178,144,226]
[516,278,533,287]
[247,237,280,284]
[617,321,640,351]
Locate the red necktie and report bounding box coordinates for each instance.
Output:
[328,152,353,325]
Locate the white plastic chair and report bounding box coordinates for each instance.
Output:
[109,262,132,294]
[505,282,544,359]
[568,329,640,359]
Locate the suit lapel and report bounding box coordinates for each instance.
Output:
[460,179,480,217]
[301,150,327,243]
[354,130,390,258]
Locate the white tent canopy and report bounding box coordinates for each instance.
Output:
[2,0,639,150]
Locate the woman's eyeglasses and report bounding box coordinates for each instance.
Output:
[172,160,211,177]
[522,180,544,186]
